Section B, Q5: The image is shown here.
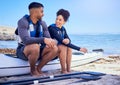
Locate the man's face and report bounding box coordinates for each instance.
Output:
[35,7,44,20]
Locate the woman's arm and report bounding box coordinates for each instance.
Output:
[65,43,80,51]
[64,28,71,41]
[48,26,64,43]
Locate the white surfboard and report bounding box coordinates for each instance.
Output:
[0,52,103,77]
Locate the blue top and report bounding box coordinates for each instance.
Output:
[48,24,81,51]
[17,15,51,45]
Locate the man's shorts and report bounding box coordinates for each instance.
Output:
[16,43,45,61]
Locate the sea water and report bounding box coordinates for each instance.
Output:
[0,34,120,55]
[69,34,120,55]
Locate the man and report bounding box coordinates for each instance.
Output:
[16,2,58,76]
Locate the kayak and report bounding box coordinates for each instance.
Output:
[0,52,103,77]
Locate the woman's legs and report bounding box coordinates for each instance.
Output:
[58,45,68,73]
[66,47,72,72]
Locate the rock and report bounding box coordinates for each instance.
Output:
[0,33,15,40]
[0,48,16,55]
[92,49,104,52]
[0,26,15,40]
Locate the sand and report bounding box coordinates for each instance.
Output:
[73,56,120,75]
[37,55,120,85]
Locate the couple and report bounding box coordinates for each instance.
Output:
[16,2,87,76]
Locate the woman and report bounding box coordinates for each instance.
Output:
[48,9,87,74]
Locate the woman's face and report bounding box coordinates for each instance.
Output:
[55,15,65,28]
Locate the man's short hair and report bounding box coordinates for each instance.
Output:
[28,2,44,10]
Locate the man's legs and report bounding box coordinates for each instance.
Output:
[37,45,58,74]
[23,44,40,76]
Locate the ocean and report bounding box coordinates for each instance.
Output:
[0,34,120,55]
[69,34,120,55]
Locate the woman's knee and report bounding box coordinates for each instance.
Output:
[68,47,72,52]
[58,45,67,52]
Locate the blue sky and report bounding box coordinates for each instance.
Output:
[0,0,120,34]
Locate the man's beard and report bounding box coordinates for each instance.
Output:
[37,16,42,20]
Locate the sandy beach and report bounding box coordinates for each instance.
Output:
[37,55,120,85]
[0,27,120,85]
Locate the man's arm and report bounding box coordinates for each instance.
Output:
[41,21,51,38]
[18,18,44,45]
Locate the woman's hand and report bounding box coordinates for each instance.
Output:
[62,38,70,44]
[80,48,88,53]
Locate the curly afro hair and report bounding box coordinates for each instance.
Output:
[57,9,70,22]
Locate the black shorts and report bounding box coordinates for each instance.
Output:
[16,43,45,61]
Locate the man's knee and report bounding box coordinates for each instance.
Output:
[52,45,58,53]
[31,44,40,52]
[24,44,40,55]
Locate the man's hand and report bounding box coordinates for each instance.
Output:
[80,48,87,53]
[62,38,70,44]
[44,38,56,48]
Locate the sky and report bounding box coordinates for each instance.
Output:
[0,0,120,34]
